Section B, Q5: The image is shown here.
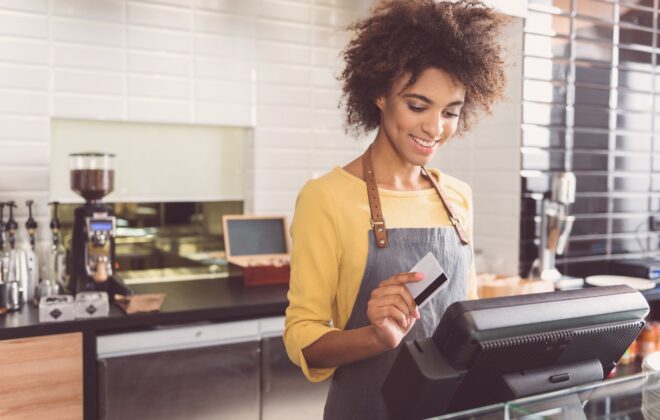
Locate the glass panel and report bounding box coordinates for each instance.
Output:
[576,0,614,21]
[527,0,571,12]
[565,238,608,256]
[574,18,614,42]
[618,69,652,91]
[614,174,651,191]
[525,33,571,59]
[612,216,650,233]
[614,154,652,171]
[619,47,653,70]
[654,153,660,171]
[620,6,654,28]
[619,26,653,48]
[613,196,650,212]
[522,149,566,170]
[523,102,567,126]
[616,111,652,132]
[575,63,612,87]
[574,86,611,108]
[573,151,609,170]
[525,10,572,36]
[572,217,608,235]
[522,125,567,148]
[653,173,660,191]
[575,40,613,63]
[573,195,608,213]
[522,173,551,193]
[523,80,567,104]
[575,129,609,149]
[612,236,647,253]
[574,107,610,129]
[524,57,569,81]
[621,0,654,8]
[616,134,652,152]
[617,91,653,112]
[576,174,609,192]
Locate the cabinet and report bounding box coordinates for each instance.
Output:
[261,317,329,420]
[0,332,83,419]
[97,320,261,420]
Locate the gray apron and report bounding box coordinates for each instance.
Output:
[323,226,472,420]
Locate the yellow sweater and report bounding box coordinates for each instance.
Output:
[284,166,477,382]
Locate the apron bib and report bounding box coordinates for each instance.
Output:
[323,146,473,420]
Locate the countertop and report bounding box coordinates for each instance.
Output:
[0,275,289,340]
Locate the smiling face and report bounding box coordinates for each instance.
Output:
[375,68,466,167]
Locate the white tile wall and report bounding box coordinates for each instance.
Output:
[0,0,522,268]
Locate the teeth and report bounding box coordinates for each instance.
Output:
[411,136,435,148]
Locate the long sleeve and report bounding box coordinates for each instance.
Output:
[284,179,342,382]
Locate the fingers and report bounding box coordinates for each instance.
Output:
[369,294,411,317]
[380,271,424,286]
[371,284,419,319]
[374,306,409,330]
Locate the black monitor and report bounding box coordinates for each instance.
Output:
[382,285,649,420]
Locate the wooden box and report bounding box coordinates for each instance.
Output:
[222,215,291,286]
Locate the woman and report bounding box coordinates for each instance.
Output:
[284,1,507,418]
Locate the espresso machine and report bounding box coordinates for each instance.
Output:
[68,153,129,299]
[528,172,583,290]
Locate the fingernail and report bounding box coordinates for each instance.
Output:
[414,272,424,279]
[415,307,421,319]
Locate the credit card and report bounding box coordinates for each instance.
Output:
[405,252,449,308]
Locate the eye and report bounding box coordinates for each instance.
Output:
[408,104,426,113]
[444,111,460,118]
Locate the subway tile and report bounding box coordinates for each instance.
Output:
[132,0,191,7]
[129,51,191,76]
[195,34,255,60]
[573,195,608,214]
[128,26,192,54]
[53,94,124,120]
[127,98,191,122]
[254,149,308,169]
[309,109,342,130]
[0,0,48,13]
[0,38,48,65]
[522,125,566,148]
[614,174,651,192]
[52,18,125,47]
[0,64,48,90]
[195,79,251,103]
[257,19,310,44]
[311,67,338,88]
[616,134,652,152]
[52,0,125,23]
[256,62,310,85]
[253,169,308,190]
[0,11,48,39]
[617,111,652,132]
[612,237,647,254]
[524,56,569,81]
[0,140,49,166]
[311,47,341,68]
[572,151,609,171]
[574,129,608,150]
[523,80,567,104]
[309,149,359,170]
[574,64,611,87]
[128,75,190,100]
[0,167,48,191]
[310,26,350,49]
[524,33,570,59]
[311,6,355,27]
[53,44,124,71]
[574,107,609,130]
[315,0,363,10]
[523,102,566,126]
[194,101,252,126]
[0,116,48,141]
[257,41,310,65]
[612,215,650,234]
[310,88,339,109]
[571,217,608,236]
[256,105,311,129]
[257,84,310,107]
[193,0,258,16]
[253,128,314,149]
[194,11,255,37]
[576,174,608,193]
[475,148,519,171]
[565,238,608,258]
[521,149,565,171]
[613,195,649,213]
[0,90,47,116]
[614,154,651,172]
[474,215,518,240]
[54,69,124,96]
[258,0,310,23]
[194,57,253,81]
[128,2,192,31]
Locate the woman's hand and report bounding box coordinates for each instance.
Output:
[367,272,423,350]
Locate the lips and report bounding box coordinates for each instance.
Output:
[410,135,437,148]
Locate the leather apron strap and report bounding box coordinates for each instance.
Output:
[362,144,470,248]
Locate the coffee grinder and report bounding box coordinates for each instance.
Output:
[68,152,129,298]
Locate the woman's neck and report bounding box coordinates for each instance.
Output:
[369,131,431,191]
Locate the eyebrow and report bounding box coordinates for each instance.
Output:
[402,93,464,107]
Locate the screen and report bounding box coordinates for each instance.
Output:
[226,218,287,256]
[90,219,113,231]
[382,285,649,420]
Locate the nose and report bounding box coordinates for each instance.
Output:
[422,112,444,141]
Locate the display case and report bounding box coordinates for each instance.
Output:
[429,370,660,419]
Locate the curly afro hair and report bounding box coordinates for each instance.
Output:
[339,0,508,136]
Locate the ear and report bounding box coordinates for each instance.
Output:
[375,95,385,111]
